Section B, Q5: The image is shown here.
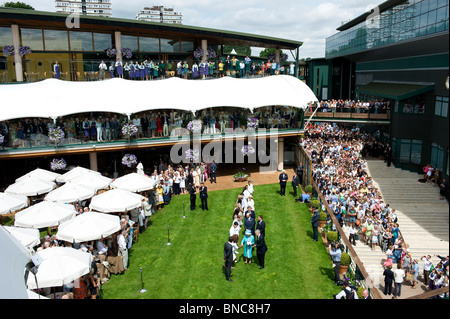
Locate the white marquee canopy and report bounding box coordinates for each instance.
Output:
[0,75,318,122]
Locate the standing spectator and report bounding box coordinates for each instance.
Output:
[210,161,217,183]
[223,236,234,282]
[255,229,267,270]
[411,259,420,289]
[118,229,129,271]
[189,183,197,211]
[439,178,448,200]
[311,207,320,242]
[99,60,107,80]
[256,215,266,238]
[279,170,288,196]
[199,182,208,211]
[292,172,299,197]
[393,262,405,298]
[329,242,342,285]
[421,255,433,286]
[348,223,357,246]
[383,265,394,296]
[296,163,304,186]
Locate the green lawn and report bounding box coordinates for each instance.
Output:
[101,183,341,299]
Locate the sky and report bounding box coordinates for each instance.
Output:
[7,0,384,58]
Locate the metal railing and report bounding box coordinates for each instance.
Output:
[305,108,390,121]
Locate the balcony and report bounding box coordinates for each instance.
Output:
[305,107,390,124]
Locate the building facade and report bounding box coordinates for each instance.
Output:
[323,0,449,179]
[55,0,112,17]
[136,6,183,24]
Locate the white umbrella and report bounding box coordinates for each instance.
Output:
[89,188,145,213]
[56,166,101,183]
[69,173,112,191]
[0,192,29,215]
[16,168,61,183]
[3,226,40,249]
[56,211,121,243]
[110,172,157,192]
[5,177,56,196]
[0,225,32,299]
[26,247,92,289]
[27,289,49,299]
[44,182,96,203]
[14,201,76,229]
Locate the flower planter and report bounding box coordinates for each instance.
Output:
[235,177,247,182]
[339,265,349,275]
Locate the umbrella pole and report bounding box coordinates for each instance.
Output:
[139,267,147,293]
[166,225,171,246]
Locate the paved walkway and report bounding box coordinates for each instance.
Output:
[346,159,449,299]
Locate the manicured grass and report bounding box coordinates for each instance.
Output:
[101,183,341,299]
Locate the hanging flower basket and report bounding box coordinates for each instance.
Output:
[0,134,4,144]
[187,120,202,134]
[122,154,138,168]
[193,48,204,60]
[106,46,117,57]
[185,149,200,162]
[48,127,65,148]
[121,123,138,141]
[19,46,32,57]
[3,45,14,57]
[241,145,255,156]
[121,48,133,59]
[207,48,216,59]
[50,158,67,171]
[247,117,258,130]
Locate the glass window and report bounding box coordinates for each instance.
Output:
[180,41,194,52]
[121,35,138,52]
[160,38,179,52]
[44,29,69,51]
[431,142,445,171]
[434,96,448,117]
[139,36,159,52]
[69,31,93,51]
[429,0,439,11]
[419,13,428,28]
[398,139,422,164]
[20,28,43,51]
[93,33,112,51]
[411,140,422,164]
[0,26,12,50]
[400,139,412,162]
[428,9,438,25]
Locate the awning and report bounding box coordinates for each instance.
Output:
[0,75,318,122]
[356,81,435,100]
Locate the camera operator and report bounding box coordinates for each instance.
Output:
[329,242,342,285]
[333,280,358,299]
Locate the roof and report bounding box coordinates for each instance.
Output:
[0,75,318,122]
[356,81,435,100]
[0,7,303,50]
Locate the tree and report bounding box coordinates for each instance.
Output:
[2,1,34,9]
[222,45,251,57]
[260,48,288,61]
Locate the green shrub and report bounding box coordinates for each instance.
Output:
[326,231,338,243]
[311,199,321,209]
[305,185,313,193]
[319,211,327,221]
[340,252,351,266]
[357,287,364,299]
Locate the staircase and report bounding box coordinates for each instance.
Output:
[348,160,449,299]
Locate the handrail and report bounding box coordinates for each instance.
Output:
[405,286,449,299]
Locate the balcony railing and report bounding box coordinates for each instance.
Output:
[305,108,390,121]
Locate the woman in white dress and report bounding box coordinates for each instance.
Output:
[179,171,186,194]
[231,234,240,267]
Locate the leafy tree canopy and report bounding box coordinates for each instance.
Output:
[2,1,35,9]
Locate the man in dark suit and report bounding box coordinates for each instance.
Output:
[223,236,234,281]
[199,182,208,211]
[292,172,299,197]
[311,207,320,241]
[244,212,256,237]
[189,184,197,211]
[279,170,288,196]
[256,215,265,238]
[255,229,268,270]
[210,161,217,183]
[296,163,304,186]
[246,206,255,221]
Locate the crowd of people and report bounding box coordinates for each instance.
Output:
[224,180,267,281]
[0,105,302,149]
[100,56,296,81]
[302,122,448,299]
[422,163,448,200]
[314,99,391,114]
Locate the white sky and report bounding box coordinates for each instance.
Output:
[4,0,384,58]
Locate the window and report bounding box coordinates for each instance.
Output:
[69,31,93,51]
[434,96,448,117]
[0,27,12,51]
[121,35,138,52]
[160,38,179,52]
[93,33,112,51]
[139,36,159,52]
[180,41,193,52]
[431,142,445,171]
[44,29,69,51]
[20,28,44,51]
[396,139,422,164]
